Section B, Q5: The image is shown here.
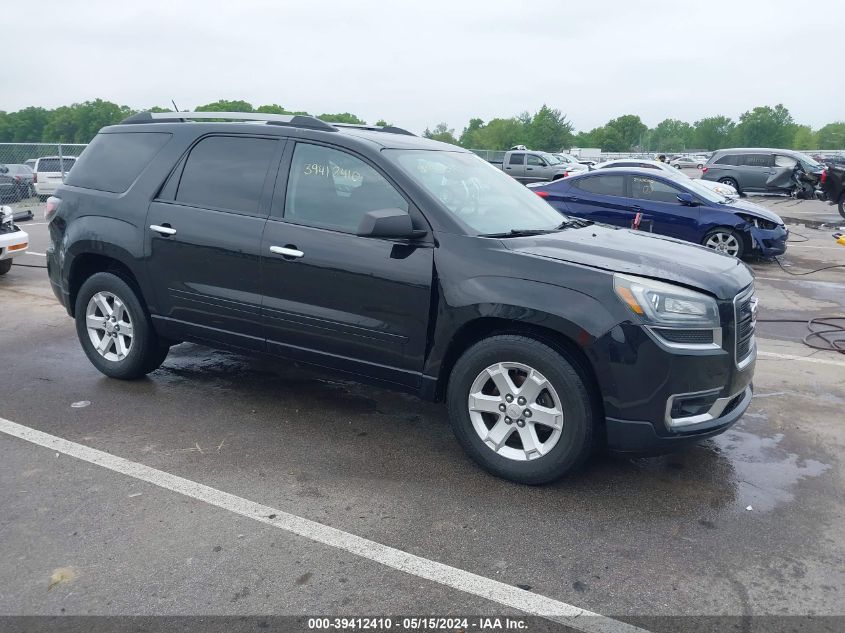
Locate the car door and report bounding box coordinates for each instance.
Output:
[739,153,774,191]
[525,153,546,183]
[629,174,700,241]
[504,152,525,181]
[559,173,632,226]
[260,141,434,388]
[145,134,282,351]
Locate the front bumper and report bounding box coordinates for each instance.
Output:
[750,225,788,257]
[0,226,28,260]
[606,384,752,454]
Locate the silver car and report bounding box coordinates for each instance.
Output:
[592,159,738,197]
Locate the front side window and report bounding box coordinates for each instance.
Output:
[631,176,684,203]
[774,155,798,168]
[526,154,545,166]
[176,136,277,215]
[284,143,407,233]
[573,174,625,196]
[386,150,563,235]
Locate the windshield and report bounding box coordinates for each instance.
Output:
[539,153,561,165]
[386,150,566,235]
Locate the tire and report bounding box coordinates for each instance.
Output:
[718,177,740,194]
[702,227,744,258]
[697,164,704,170]
[674,164,682,169]
[447,335,595,484]
[0,259,12,275]
[838,195,845,220]
[74,272,170,379]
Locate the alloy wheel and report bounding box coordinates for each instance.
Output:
[467,362,564,461]
[705,232,740,257]
[85,291,134,361]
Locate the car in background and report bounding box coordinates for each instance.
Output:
[24,159,37,170]
[33,156,76,199]
[593,158,738,197]
[528,167,787,259]
[670,156,705,169]
[1,164,35,200]
[0,205,29,275]
[552,153,588,173]
[702,148,825,195]
[493,149,571,183]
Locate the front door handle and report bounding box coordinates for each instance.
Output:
[150,224,176,236]
[270,245,304,259]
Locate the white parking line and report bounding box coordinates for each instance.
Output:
[758,350,845,367]
[0,416,646,633]
[24,251,46,257]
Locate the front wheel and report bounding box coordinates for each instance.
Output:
[74,272,170,379]
[839,195,845,220]
[447,335,595,484]
[703,227,744,258]
[0,259,12,275]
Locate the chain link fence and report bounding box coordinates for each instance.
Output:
[0,143,87,206]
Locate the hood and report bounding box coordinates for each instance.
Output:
[722,198,784,225]
[502,223,753,300]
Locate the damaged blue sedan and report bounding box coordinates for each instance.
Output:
[529,167,787,258]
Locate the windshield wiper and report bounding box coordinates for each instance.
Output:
[481,219,592,238]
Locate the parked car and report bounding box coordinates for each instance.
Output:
[593,158,738,197]
[493,149,571,183]
[24,159,37,170]
[702,148,825,195]
[821,165,845,219]
[0,205,29,275]
[670,156,705,169]
[552,153,588,173]
[1,164,35,200]
[47,111,758,484]
[529,167,787,258]
[33,156,76,199]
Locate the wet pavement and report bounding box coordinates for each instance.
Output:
[1,213,844,629]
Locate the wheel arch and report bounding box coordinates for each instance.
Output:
[67,251,147,318]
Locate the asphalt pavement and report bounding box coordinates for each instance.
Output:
[1,203,844,633]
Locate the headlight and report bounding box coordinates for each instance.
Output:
[613,273,720,328]
[738,214,778,230]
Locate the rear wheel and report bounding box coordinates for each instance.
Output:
[718,177,740,194]
[74,272,170,379]
[447,335,595,484]
[0,259,12,275]
[838,195,845,220]
[703,227,744,258]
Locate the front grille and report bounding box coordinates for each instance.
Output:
[734,285,756,368]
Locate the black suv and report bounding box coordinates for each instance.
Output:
[47,111,757,484]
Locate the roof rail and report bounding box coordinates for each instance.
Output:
[331,123,415,136]
[120,111,337,132]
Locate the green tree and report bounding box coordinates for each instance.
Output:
[732,104,794,147]
[650,118,693,152]
[459,117,486,148]
[255,104,307,115]
[319,112,366,124]
[604,115,647,151]
[816,122,845,149]
[196,99,254,112]
[791,125,817,150]
[423,122,459,145]
[374,119,392,127]
[0,106,51,142]
[692,116,735,150]
[524,105,573,152]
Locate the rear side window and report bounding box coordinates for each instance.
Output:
[176,136,277,216]
[572,174,625,196]
[65,133,170,193]
[37,157,76,173]
[508,153,525,165]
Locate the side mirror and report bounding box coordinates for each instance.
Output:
[677,192,698,206]
[356,209,424,239]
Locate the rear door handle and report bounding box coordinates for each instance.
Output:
[150,224,176,236]
[270,245,304,259]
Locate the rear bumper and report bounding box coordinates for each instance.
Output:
[606,383,752,454]
[34,181,61,195]
[0,227,28,260]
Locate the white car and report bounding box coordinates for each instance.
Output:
[552,154,588,173]
[0,206,29,275]
[593,159,738,197]
[33,156,76,199]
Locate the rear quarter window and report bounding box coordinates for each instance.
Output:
[65,132,172,193]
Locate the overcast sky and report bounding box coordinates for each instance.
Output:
[6,0,843,134]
